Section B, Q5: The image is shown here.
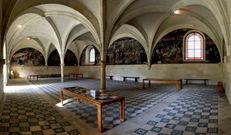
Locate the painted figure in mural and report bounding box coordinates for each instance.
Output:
[107,37,147,65]
[11,48,45,66]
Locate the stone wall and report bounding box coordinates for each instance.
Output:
[223,62,231,104]
[10,66,79,78]
[11,64,222,85]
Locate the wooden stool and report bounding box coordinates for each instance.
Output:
[217,81,224,93]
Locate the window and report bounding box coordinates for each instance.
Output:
[184,32,204,61]
[89,48,95,63]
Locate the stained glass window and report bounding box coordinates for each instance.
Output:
[185,33,204,60]
[90,48,95,63]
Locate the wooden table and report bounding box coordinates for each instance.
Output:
[185,79,208,85]
[123,76,139,82]
[143,78,183,91]
[106,75,113,80]
[69,73,83,80]
[60,86,125,132]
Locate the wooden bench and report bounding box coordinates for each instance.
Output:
[68,73,83,80]
[217,81,224,93]
[143,78,183,91]
[185,79,208,85]
[123,76,139,82]
[106,75,113,80]
[27,74,49,82]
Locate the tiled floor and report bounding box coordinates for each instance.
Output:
[0,77,228,135]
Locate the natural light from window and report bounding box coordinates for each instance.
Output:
[90,48,95,63]
[185,33,204,60]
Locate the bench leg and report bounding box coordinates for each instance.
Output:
[123,77,125,81]
[176,81,179,91]
[135,78,137,82]
[143,80,145,89]
[186,80,188,85]
[149,81,151,87]
[180,80,182,89]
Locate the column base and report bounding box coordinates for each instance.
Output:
[100,89,105,92]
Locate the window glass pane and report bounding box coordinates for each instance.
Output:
[188,50,194,57]
[195,50,201,57]
[188,42,194,49]
[185,32,204,60]
[90,48,95,63]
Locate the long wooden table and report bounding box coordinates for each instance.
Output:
[68,73,83,80]
[143,78,183,91]
[60,86,125,132]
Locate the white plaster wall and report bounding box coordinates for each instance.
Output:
[223,62,231,104]
[10,66,79,78]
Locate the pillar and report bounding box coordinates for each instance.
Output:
[0,59,4,98]
[4,62,9,85]
[100,45,106,92]
[60,63,64,82]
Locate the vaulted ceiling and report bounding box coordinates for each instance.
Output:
[2,0,229,63]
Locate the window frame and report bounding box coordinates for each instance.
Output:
[89,47,95,63]
[183,30,206,62]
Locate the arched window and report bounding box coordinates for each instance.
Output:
[89,48,95,63]
[184,32,205,61]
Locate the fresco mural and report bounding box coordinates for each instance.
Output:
[80,46,100,66]
[11,48,45,66]
[107,37,147,64]
[151,28,220,64]
[64,50,78,66]
[48,50,60,66]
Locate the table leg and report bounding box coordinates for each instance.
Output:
[120,99,125,122]
[135,78,137,82]
[60,91,63,106]
[78,98,81,103]
[142,80,145,89]
[110,76,112,80]
[176,81,179,91]
[204,80,206,85]
[123,77,125,81]
[186,80,188,85]
[97,105,102,132]
[149,80,151,87]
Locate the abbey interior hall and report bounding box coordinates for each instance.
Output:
[1,0,231,135]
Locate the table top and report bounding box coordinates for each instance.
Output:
[61,86,123,104]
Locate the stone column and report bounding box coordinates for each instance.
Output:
[4,62,9,85]
[60,64,64,82]
[100,44,106,92]
[0,59,4,98]
[100,60,106,92]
